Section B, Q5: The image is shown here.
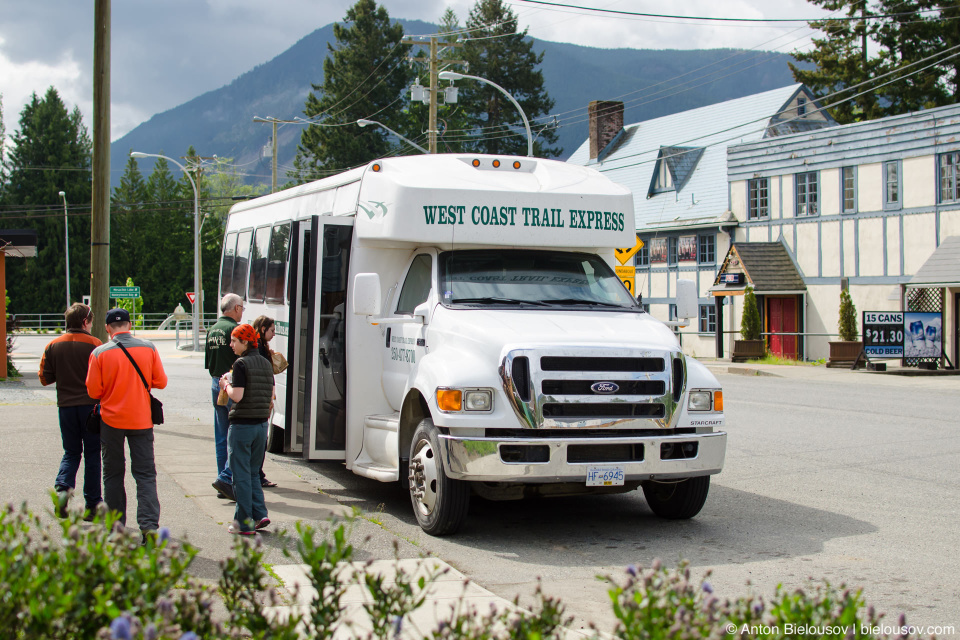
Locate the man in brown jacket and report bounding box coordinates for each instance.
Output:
[39,303,102,518]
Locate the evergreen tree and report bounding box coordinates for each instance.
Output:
[110,154,150,300]
[838,288,858,341]
[2,88,92,314]
[457,0,560,157]
[791,0,960,124]
[740,287,762,341]
[292,0,412,181]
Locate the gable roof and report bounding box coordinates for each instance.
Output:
[568,84,833,232]
[713,241,806,293]
[909,236,960,287]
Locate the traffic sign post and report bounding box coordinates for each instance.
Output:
[109,286,140,299]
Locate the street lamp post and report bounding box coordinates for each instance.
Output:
[438,71,533,157]
[58,191,71,308]
[356,119,428,154]
[130,151,201,351]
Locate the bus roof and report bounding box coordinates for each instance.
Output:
[227,155,635,249]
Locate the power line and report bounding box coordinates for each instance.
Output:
[512,0,939,24]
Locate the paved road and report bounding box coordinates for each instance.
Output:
[5,334,960,636]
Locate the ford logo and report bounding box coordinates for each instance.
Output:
[591,381,619,394]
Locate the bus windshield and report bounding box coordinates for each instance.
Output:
[438,250,640,310]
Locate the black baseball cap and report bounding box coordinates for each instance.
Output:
[105,308,130,324]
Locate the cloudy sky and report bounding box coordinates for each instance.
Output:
[0,0,830,141]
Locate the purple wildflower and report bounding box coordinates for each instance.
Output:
[110,617,132,640]
[626,565,638,577]
[158,527,170,545]
[702,581,713,594]
[180,633,199,640]
[392,615,403,638]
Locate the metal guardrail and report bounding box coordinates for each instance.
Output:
[7,312,220,333]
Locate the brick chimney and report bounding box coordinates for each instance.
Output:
[589,100,624,160]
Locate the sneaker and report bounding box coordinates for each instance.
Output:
[227,523,255,536]
[55,490,69,519]
[255,517,271,530]
[212,479,235,502]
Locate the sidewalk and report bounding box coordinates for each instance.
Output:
[703,357,960,383]
[0,369,536,637]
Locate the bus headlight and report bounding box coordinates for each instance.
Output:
[464,389,493,411]
[436,388,494,412]
[688,389,722,412]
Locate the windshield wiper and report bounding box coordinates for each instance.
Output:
[541,298,633,309]
[450,297,550,306]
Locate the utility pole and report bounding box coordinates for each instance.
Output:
[253,117,299,192]
[91,0,111,341]
[400,36,464,154]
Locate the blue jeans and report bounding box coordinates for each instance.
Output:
[55,405,102,510]
[212,376,233,483]
[228,421,269,532]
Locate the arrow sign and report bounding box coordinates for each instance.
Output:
[186,292,196,305]
[615,236,644,265]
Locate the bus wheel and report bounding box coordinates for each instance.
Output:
[408,419,470,535]
[266,423,284,454]
[642,476,710,519]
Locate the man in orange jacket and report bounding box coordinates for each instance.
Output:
[86,308,167,539]
[39,303,102,519]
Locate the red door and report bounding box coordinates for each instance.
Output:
[768,297,797,359]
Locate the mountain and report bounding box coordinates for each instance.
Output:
[110,19,800,184]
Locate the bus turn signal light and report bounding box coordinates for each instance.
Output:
[713,391,723,412]
[437,389,462,412]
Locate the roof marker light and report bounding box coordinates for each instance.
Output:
[513,161,521,169]
[372,163,381,172]
[472,159,481,167]
[492,159,501,168]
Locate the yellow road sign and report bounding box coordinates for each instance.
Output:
[615,265,636,296]
[615,236,644,265]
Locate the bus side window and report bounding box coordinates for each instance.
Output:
[219,232,238,298]
[232,230,254,300]
[395,254,432,315]
[266,222,290,305]
[247,225,271,302]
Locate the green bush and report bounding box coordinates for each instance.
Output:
[740,286,762,341]
[0,497,932,639]
[838,288,859,342]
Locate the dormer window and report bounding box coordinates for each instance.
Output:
[655,160,674,191]
[647,146,704,198]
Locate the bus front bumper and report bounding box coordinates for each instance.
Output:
[437,431,726,482]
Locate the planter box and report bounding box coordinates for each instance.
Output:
[732,339,766,362]
[827,341,864,368]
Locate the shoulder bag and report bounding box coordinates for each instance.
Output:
[116,341,164,425]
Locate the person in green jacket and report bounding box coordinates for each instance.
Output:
[205,293,243,500]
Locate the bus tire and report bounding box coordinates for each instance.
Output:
[408,419,470,535]
[266,423,284,454]
[641,476,710,519]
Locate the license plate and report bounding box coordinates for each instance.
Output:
[585,465,625,487]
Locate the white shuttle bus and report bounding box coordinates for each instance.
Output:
[219,154,726,535]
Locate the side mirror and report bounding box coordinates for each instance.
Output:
[675,279,697,321]
[353,273,382,316]
[413,301,431,326]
